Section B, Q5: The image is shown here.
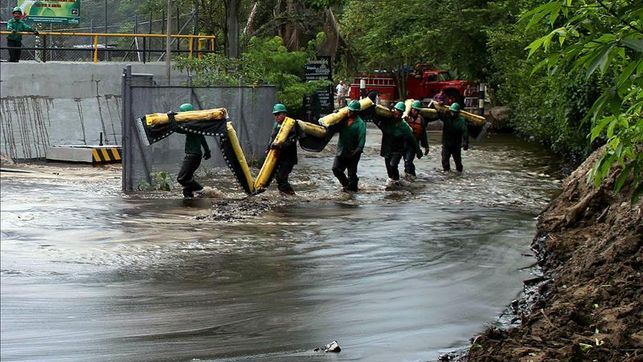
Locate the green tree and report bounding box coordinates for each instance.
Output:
[174,35,331,113]
[523,0,642,197]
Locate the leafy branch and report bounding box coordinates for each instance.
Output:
[522,0,642,199]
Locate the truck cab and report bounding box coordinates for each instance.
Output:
[347,66,472,107]
[406,68,470,105]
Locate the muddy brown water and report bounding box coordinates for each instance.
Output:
[1,131,562,361]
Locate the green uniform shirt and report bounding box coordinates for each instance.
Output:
[377,119,420,157]
[442,114,468,147]
[337,115,366,156]
[7,18,36,42]
[185,134,209,155]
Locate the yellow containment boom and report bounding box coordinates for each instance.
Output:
[420,108,438,119]
[432,102,486,126]
[226,122,255,194]
[375,104,394,119]
[254,117,297,191]
[403,99,413,119]
[375,103,438,120]
[318,98,374,127]
[296,120,327,138]
[144,108,228,127]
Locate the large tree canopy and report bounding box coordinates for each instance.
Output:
[339,0,508,79]
[78,0,642,190]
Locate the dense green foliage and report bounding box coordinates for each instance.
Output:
[77,0,641,189]
[523,0,642,196]
[174,35,331,113]
[341,0,641,189]
[340,0,493,78]
[340,0,610,160]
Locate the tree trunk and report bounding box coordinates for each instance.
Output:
[192,0,199,35]
[224,0,240,58]
[244,2,258,35]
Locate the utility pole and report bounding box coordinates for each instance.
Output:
[224,0,240,58]
[104,0,108,34]
[166,0,172,84]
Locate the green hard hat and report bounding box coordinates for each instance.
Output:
[393,102,406,112]
[12,7,22,13]
[347,100,361,112]
[179,103,194,112]
[272,103,287,114]
[449,102,461,112]
[411,100,423,110]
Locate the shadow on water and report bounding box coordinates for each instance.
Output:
[0,132,562,361]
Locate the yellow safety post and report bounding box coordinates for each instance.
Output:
[93,35,99,63]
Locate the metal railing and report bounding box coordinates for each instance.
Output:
[0,31,216,63]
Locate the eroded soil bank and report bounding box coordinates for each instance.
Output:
[465,148,642,361]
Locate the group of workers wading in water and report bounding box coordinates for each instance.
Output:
[176,99,469,198]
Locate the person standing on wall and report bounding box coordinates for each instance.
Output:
[6,7,38,62]
[332,100,366,193]
[176,103,211,198]
[441,102,469,174]
[403,100,429,180]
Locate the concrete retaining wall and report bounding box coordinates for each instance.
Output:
[0,62,278,187]
[0,62,186,159]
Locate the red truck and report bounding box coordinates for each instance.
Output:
[348,66,474,106]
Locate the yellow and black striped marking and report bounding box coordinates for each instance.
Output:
[91,147,122,164]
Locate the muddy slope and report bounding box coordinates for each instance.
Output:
[465,148,642,361]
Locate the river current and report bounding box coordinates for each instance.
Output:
[1,130,561,361]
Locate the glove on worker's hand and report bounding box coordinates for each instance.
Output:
[424,147,429,156]
[203,150,211,160]
[350,149,362,158]
[34,31,39,36]
[416,150,423,159]
[463,143,469,151]
[270,143,282,150]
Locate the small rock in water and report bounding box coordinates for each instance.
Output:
[313,340,341,353]
[199,186,224,198]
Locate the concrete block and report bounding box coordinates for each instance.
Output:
[47,145,121,164]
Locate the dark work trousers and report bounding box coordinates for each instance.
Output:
[441,144,463,172]
[384,152,403,180]
[403,147,417,177]
[8,39,22,62]
[275,160,295,193]
[332,153,361,191]
[177,153,203,196]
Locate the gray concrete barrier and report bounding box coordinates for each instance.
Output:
[1,63,278,193]
[0,62,186,160]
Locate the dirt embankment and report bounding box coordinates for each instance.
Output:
[465,148,642,361]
